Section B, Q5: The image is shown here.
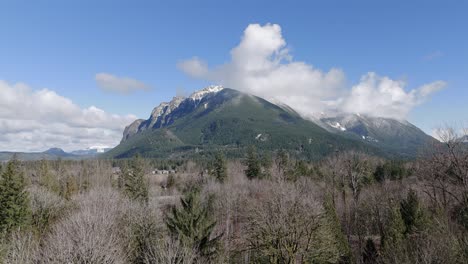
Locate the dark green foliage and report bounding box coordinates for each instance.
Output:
[122,155,148,204]
[0,158,31,235]
[211,152,227,183]
[373,160,409,182]
[362,238,378,264]
[165,191,221,258]
[61,175,78,200]
[38,159,60,193]
[283,160,309,182]
[129,211,160,264]
[244,146,261,180]
[323,196,353,263]
[261,151,273,168]
[453,198,468,231]
[381,205,405,252]
[400,189,426,235]
[293,160,310,177]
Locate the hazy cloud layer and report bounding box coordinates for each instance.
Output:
[0,80,136,152]
[179,23,446,119]
[95,73,150,94]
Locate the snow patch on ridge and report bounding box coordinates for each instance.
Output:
[189,85,224,101]
[328,121,347,131]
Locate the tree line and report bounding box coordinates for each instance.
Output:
[0,132,467,263]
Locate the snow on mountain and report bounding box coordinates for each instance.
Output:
[327,121,347,131]
[122,85,225,142]
[148,85,224,125]
[189,85,224,101]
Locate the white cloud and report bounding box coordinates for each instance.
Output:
[95,73,150,94]
[340,73,446,119]
[178,23,446,119]
[0,80,136,152]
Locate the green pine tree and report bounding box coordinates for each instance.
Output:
[122,154,149,204]
[212,152,227,183]
[244,145,261,180]
[165,191,221,258]
[323,196,353,263]
[400,189,426,235]
[38,159,59,193]
[381,204,406,262]
[0,158,31,235]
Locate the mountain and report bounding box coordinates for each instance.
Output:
[316,113,437,158]
[106,86,436,159]
[0,147,111,161]
[43,147,75,157]
[105,86,383,159]
[0,148,78,161]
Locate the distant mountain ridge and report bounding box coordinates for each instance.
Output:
[315,113,436,157]
[0,147,111,161]
[105,86,435,159]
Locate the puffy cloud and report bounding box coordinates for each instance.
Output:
[178,23,445,119]
[95,73,150,94]
[340,73,446,119]
[0,80,136,152]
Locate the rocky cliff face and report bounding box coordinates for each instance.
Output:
[121,85,224,142]
[121,119,144,142]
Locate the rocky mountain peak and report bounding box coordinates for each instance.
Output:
[122,85,225,142]
[189,85,224,101]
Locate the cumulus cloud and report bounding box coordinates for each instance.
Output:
[340,73,446,119]
[178,23,446,119]
[95,73,150,94]
[0,80,136,152]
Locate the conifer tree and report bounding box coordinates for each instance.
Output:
[323,196,353,263]
[0,158,31,235]
[61,175,78,200]
[165,191,221,258]
[244,145,261,180]
[212,152,227,183]
[400,189,426,235]
[381,205,406,262]
[123,154,148,204]
[38,159,59,193]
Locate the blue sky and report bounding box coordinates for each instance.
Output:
[0,0,466,151]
